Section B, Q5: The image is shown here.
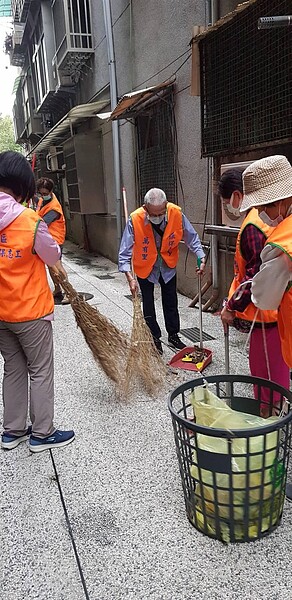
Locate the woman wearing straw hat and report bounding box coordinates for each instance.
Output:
[241,155,292,499]
[240,155,292,369]
[219,168,289,415]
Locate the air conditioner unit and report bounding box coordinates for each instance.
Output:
[13,24,24,47]
[220,161,254,228]
[46,146,64,172]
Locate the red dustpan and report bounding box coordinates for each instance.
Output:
[168,270,213,372]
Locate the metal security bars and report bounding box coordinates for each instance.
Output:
[52,0,93,76]
[136,92,177,203]
[199,0,292,157]
[10,0,31,22]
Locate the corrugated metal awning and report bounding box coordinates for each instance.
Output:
[109,78,175,121]
[0,0,11,17]
[27,99,110,157]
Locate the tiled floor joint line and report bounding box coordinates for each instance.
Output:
[50,450,90,600]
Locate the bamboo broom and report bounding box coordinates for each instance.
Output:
[55,274,129,385]
[122,187,166,397]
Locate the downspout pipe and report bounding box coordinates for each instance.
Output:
[210,0,220,24]
[202,0,219,311]
[102,0,122,253]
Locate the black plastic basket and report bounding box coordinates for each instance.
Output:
[168,375,292,543]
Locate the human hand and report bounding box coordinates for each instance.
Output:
[129,277,138,296]
[196,257,206,274]
[221,306,235,332]
[51,260,68,281]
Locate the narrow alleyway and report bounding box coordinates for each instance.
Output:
[1,242,292,600]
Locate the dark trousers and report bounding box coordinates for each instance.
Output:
[137,274,180,340]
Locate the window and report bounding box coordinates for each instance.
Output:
[136,93,177,203]
[30,10,49,108]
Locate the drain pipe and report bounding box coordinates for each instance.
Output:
[201,0,220,311]
[210,0,220,24]
[102,0,122,253]
[202,158,219,311]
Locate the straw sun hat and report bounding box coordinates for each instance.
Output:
[240,155,292,212]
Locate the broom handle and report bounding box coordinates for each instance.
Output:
[122,186,129,222]
[197,258,203,349]
[122,187,136,283]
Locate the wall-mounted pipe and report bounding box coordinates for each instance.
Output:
[102,0,122,253]
[211,0,220,24]
[204,0,220,311]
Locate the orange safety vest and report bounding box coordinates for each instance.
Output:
[228,208,277,324]
[37,193,66,245]
[131,202,183,278]
[0,209,54,322]
[266,214,292,367]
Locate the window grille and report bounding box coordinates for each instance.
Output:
[136,92,177,203]
[52,0,93,73]
[199,0,292,156]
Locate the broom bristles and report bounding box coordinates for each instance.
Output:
[58,277,166,396]
[122,294,166,397]
[59,278,129,385]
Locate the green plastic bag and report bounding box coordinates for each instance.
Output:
[189,387,283,541]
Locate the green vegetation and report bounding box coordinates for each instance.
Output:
[0,114,22,153]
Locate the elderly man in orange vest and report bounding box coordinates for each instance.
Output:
[119,188,206,354]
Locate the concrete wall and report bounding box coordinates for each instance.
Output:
[68,0,244,301]
[68,1,210,294]
[219,0,240,16]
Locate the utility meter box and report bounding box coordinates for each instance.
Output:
[63,132,106,214]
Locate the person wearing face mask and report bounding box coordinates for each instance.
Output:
[240,155,292,501]
[36,177,68,304]
[219,168,289,415]
[118,188,206,354]
[0,151,75,452]
[219,168,245,222]
[239,156,292,370]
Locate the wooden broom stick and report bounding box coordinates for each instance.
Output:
[122,186,137,293]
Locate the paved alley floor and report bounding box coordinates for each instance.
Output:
[1,241,292,600]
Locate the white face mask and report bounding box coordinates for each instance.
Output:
[225,203,241,218]
[148,215,165,225]
[259,202,283,227]
[225,192,241,218]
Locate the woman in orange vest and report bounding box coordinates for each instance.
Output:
[118,187,206,355]
[36,177,68,304]
[220,168,289,415]
[241,155,292,500]
[241,156,292,367]
[0,151,74,452]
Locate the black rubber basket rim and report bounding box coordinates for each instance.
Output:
[168,374,292,439]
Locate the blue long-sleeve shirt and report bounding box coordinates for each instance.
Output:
[118,211,205,284]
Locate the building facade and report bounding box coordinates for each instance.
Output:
[6,0,243,303]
